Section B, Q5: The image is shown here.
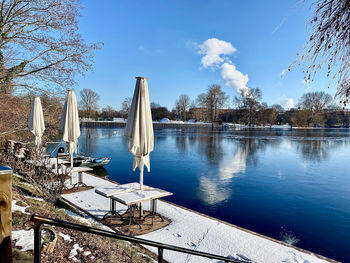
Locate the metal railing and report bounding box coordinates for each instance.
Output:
[31,215,246,263]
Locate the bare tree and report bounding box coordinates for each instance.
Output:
[234,88,262,126]
[175,94,191,121]
[80,88,99,119]
[101,105,116,119]
[207,85,229,121]
[298,91,332,112]
[196,93,207,108]
[121,97,132,118]
[150,102,161,108]
[197,85,229,121]
[0,0,100,94]
[294,0,349,104]
[189,100,197,109]
[271,104,284,113]
[0,94,30,138]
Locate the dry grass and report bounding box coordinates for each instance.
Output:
[12,176,158,262]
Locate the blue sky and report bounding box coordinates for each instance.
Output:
[75,0,336,110]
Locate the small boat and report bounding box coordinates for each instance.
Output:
[48,142,111,168]
[73,155,110,168]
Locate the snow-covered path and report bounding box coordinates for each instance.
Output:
[62,172,335,263]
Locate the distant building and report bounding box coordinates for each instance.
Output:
[189,108,208,121]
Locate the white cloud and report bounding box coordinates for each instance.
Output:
[196,38,250,96]
[197,38,236,68]
[284,98,295,109]
[221,62,250,96]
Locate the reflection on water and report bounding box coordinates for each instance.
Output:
[198,139,250,205]
[295,138,346,161]
[91,167,109,178]
[80,128,99,156]
[79,127,350,262]
[194,134,272,205]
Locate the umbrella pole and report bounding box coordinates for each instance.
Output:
[70,153,73,168]
[70,153,73,185]
[139,167,144,217]
[140,166,144,191]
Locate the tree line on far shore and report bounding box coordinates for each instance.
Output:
[80,85,349,128]
[1,0,349,145]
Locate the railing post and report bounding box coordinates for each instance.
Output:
[34,224,41,263]
[30,215,246,263]
[158,247,163,263]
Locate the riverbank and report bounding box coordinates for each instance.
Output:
[11,172,158,262]
[62,171,337,263]
[80,120,350,130]
[81,120,213,129]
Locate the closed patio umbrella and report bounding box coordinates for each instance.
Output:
[59,90,80,168]
[28,97,45,147]
[124,77,154,191]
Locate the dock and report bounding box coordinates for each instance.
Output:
[62,171,337,263]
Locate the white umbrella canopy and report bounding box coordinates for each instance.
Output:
[124,77,154,191]
[28,96,45,147]
[59,89,80,168]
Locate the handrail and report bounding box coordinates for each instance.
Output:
[30,215,247,263]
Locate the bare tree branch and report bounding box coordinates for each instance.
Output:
[0,0,101,94]
[293,0,350,105]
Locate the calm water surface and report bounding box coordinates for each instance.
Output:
[79,127,350,262]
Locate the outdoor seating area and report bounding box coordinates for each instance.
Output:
[96,183,173,229]
[61,167,94,194]
[18,79,173,227]
[60,171,331,263]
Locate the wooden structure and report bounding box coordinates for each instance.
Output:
[0,166,13,263]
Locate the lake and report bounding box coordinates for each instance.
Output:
[78,127,350,262]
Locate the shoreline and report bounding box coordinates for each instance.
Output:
[62,171,338,263]
[80,120,350,130]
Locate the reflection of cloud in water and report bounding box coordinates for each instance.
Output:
[199,147,249,205]
[284,139,292,150]
[299,161,308,170]
[219,150,247,181]
[198,176,231,205]
[276,169,284,179]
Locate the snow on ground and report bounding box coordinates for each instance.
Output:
[69,243,84,259]
[62,172,332,263]
[24,196,44,202]
[65,209,95,226]
[12,229,35,251]
[63,205,115,232]
[58,232,72,242]
[12,200,30,214]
